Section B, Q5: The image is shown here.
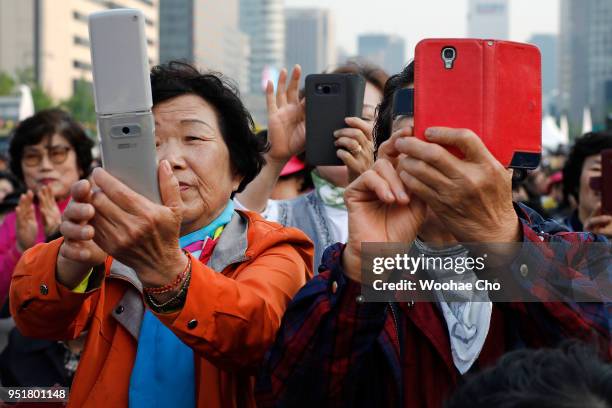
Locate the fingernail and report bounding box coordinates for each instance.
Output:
[386,192,394,201]
[81,228,90,240]
[425,128,436,138]
[399,192,408,201]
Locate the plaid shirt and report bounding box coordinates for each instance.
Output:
[256,204,611,407]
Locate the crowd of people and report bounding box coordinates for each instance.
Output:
[0,57,608,407]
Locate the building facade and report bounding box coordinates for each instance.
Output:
[559,0,612,129]
[159,0,194,63]
[239,0,284,94]
[357,34,405,74]
[159,0,249,93]
[0,0,159,101]
[285,8,335,84]
[467,0,509,40]
[528,34,559,114]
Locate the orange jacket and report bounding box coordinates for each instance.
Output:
[10,210,313,407]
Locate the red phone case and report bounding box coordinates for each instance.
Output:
[414,39,542,169]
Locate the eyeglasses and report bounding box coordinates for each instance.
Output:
[22,146,73,167]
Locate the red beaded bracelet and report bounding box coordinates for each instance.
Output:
[143,251,192,295]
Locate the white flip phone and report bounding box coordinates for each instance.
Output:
[89,9,160,203]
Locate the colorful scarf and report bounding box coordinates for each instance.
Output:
[311,170,346,209]
[128,201,235,407]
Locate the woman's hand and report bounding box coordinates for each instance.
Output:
[56,180,107,289]
[395,127,521,244]
[89,161,188,288]
[376,126,414,167]
[265,66,306,165]
[235,66,306,212]
[342,159,427,282]
[335,117,375,183]
[38,185,62,237]
[584,204,612,238]
[15,191,38,252]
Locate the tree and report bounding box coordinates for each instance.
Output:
[0,71,15,96]
[61,79,96,126]
[31,85,55,111]
[14,67,55,112]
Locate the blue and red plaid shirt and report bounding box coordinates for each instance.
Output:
[256,204,611,407]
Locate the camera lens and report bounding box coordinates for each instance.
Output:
[322,85,331,94]
[443,48,455,59]
[122,126,130,134]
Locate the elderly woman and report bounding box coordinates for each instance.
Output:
[256,63,610,407]
[10,62,313,407]
[0,109,94,304]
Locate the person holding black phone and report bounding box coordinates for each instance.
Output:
[235,61,388,268]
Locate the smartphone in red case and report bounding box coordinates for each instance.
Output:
[414,39,542,169]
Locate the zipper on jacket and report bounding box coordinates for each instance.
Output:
[388,302,403,407]
[388,302,401,352]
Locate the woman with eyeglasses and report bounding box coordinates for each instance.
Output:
[0,109,93,304]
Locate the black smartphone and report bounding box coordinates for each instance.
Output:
[305,74,366,166]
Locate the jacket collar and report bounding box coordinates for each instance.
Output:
[208,210,250,271]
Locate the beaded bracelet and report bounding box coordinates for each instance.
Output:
[143,250,191,295]
[145,270,191,313]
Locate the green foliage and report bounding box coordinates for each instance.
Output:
[0,71,15,96]
[31,85,55,111]
[13,67,55,112]
[61,78,96,126]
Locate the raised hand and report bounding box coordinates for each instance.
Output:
[265,65,306,165]
[584,204,612,238]
[56,179,107,289]
[15,191,38,252]
[335,117,375,183]
[342,159,427,282]
[395,127,520,244]
[89,161,187,289]
[37,185,62,237]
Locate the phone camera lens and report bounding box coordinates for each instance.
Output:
[322,85,331,94]
[443,48,455,59]
[122,127,130,135]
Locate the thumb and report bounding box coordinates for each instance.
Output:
[158,160,182,209]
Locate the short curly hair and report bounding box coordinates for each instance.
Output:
[150,61,268,194]
[373,61,414,153]
[562,131,612,204]
[9,109,94,182]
